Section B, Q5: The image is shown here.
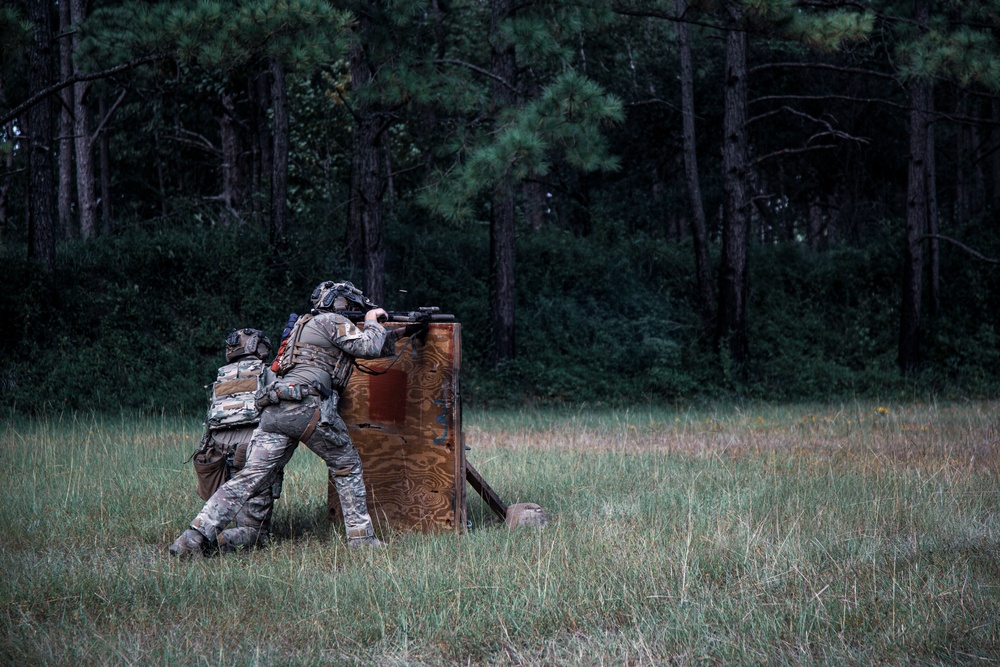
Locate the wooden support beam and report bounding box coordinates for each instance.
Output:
[465,461,508,521]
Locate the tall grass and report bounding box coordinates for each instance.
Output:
[2,402,999,665]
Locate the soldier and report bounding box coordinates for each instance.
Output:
[170,281,424,557]
[190,327,283,553]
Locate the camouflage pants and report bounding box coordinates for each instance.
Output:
[209,427,281,551]
[191,394,374,544]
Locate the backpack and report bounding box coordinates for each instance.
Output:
[207,357,266,429]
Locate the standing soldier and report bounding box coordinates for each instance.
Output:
[190,327,282,553]
[170,281,424,557]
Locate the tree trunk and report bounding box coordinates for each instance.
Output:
[898,79,932,375]
[220,89,250,224]
[676,0,714,336]
[348,26,388,306]
[27,0,56,274]
[154,130,168,218]
[955,92,970,224]
[970,121,985,216]
[522,180,546,231]
[489,0,518,365]
[98,93,113,233]
[992,100,1000,204]
[251,71,272,220]
[927,100,939,320]
[269,59,289,246]
[716,7,750,370]
[58,0,74,238]
[0,120,12,236]
[71,0,97,239]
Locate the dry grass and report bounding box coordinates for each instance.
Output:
[1,402,999,665]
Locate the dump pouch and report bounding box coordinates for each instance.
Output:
[193,445,228,501]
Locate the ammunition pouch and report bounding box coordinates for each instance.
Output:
[271,468,284,500]
[319,391,340,426]
[256,381,324,410]
[233,440,249,471]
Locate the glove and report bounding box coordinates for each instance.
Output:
[256,390,277,410]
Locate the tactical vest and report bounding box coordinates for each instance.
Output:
[207,358,266,429]
[276,313,354,389]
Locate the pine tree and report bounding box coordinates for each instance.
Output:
[27,0,56,272]
[883,0,1000,374]
[419,0,623,364]
[616,0,873,371]
[75,0,352,240]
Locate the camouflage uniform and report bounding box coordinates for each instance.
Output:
[201,423,283,552]
[192,332,282,552]
[188,313,395,547]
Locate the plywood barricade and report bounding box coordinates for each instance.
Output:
[328,323,467,533]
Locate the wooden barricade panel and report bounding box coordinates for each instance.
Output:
[328,323,465,533]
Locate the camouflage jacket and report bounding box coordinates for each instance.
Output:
[280,312,395,392]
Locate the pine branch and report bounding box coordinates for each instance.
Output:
[167,128,219,154]
[791,0,911,27]
[750,93,910,112]
[625,98,681,112]
[748,105,869,144]
[749,61,899,83]
[752,144,839,166]
[433,59,518,95]
[751,93,1000,128]
[0,54,167,127]
[333,88,361,124]
[90,87,130,144]
[792,0,872,12]
[610,2,731,32]
[919,235,1000,264]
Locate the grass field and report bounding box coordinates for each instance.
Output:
[1,402,999,665]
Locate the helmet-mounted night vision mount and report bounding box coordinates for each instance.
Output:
[309,280,378,313]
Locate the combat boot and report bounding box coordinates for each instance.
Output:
[168,528,208,559]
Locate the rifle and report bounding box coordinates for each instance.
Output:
[338,306,455,324]
[340,307,454,355]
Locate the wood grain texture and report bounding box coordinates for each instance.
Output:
[328,324,465,533]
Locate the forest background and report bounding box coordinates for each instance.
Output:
[3,0,1000,412]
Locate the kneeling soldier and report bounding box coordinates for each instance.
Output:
[187,328,283,553]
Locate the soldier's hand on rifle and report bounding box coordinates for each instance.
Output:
[365,307,388,324]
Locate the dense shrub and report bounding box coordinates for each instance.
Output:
[2,210,999,413]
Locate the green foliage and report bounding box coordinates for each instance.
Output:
[4,207,1000,411]
[784,10,875,51]
[79,0,352,72]
[890,1,1000,87]
[0,221,349,412]
[421,71,623,222]
[0,6,32,70]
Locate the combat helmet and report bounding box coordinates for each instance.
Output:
[225,328,272,363]
[310,280,376,313]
